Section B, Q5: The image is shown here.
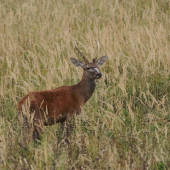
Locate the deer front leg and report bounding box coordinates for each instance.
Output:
[57,121,64,143]
[18,111,34,144]
[61,117,72,145]
[32,125,42,142]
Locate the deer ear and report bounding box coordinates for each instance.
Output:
[70,58,84,68]
[96,55,108,66]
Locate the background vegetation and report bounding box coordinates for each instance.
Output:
[0,0,170,169]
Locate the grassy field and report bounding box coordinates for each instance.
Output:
[0,0,170,169]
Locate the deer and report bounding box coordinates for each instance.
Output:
[17,51,108,143]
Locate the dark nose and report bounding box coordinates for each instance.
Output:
[97,73,102,77]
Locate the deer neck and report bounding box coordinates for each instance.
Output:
[75,72,96,104]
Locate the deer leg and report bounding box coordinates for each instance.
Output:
[21,115,29,143]
[32,119,43,143]
[57,121,64,143]
[60,121,64,134]
[65,117,73,145]
[19,113,32,144]
[59,121,69,144]
[65,117,73,162]
[32,126,41,142]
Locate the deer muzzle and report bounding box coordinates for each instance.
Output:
[96,72,102,79]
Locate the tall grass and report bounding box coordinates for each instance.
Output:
[0,0,170,169]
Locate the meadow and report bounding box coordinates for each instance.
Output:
[0,0,170,169]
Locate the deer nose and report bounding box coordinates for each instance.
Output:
[97,73,102,78]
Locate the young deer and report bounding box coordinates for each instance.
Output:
[17,54,107,142]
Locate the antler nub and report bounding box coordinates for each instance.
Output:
[93,57,97,63]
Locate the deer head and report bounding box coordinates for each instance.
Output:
[70,55,108,80]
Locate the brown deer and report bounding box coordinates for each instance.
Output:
[17,53,108,142]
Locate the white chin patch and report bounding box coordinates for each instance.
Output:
[95,75,101,79]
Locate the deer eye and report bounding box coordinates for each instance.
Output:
[87,67,90,70]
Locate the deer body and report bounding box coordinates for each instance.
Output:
[17,55,107,142]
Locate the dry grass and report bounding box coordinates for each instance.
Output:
[1,0,170,169]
